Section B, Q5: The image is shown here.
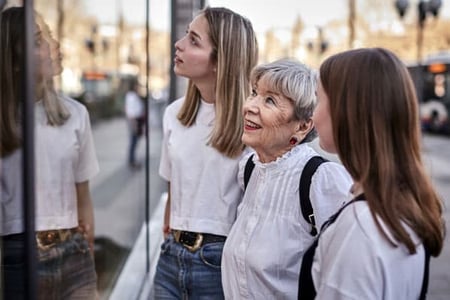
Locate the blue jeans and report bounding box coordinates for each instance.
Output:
[1,232,97,300]
[128,119,141,165]
[153,234,225,299]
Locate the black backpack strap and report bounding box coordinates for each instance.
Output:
[419,246,431,300]
[298,237,319,300]
[298,194,365,299]
[243,154,255,189]
[299,156,328,236]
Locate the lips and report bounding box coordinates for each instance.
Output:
[174,55,183,64]
[244,119,261,130]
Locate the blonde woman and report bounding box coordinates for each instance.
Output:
[154,6,258,299]
[1,7,98,299]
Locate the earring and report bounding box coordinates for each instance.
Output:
[289,136,298,145]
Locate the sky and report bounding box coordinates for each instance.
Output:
[84,0,450,33]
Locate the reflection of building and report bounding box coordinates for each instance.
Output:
[35,2,170,98]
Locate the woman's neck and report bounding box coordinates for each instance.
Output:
[194,79,215,103]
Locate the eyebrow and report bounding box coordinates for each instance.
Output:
[191,30,202,40]
[187,26,202,41]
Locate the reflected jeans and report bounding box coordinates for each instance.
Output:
[153,234,225,300]
[1,232,97,300]
[128,119,141,165]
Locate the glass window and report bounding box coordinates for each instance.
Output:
[1,1,168,298]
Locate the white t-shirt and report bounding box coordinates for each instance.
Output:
[125,90,144,119]
[221,144,353,299]
[159,97,247,236]
[312,200,425,300]
[0,95,99,235]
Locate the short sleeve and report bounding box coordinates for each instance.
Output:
[309,161,352,229]
[75,105,99,182]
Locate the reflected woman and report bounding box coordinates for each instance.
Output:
[0,7,98,299]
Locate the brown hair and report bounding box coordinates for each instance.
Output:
[319,47,444,256]
[177,7,258,158]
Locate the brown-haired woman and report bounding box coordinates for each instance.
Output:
[298,47,445,299]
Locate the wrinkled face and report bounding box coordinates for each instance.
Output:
[242,76,300,163]
[313,80,336,153]
[173,14,216,85]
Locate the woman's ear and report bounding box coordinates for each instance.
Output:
[296,119,314,142]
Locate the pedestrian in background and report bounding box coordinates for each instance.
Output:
[221,59,352,299]
[154,6,258,299]
[299,47,445,299]
[1,7,98,299]
[125,78,145,169]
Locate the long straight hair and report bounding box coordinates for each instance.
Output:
[320,48,444,256]
[0,7,69,157]
[177,7,258,158]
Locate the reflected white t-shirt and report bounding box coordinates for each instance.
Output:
[125,91,144,119]
[159,97,246,236]
[0,95,99,235]
[221,144,352,299]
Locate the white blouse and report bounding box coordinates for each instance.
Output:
[221,144,352,299]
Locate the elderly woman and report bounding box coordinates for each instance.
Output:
[221,59,352,299]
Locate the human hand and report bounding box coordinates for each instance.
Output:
[163,224,170,239]
[78,220,94,256]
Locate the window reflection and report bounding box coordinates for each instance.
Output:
[1,6,98,299]
[2,0,168,298]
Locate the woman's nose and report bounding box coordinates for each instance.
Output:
[174,36,185,51]
[243,97,259,114]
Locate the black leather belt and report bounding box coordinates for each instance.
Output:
[172,230,226,252]
[2,228,79,250]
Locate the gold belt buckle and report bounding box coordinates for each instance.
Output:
[173,230,203,252]
[185,233,203,252]
[36,231,58,250]
[35,229,75,250]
